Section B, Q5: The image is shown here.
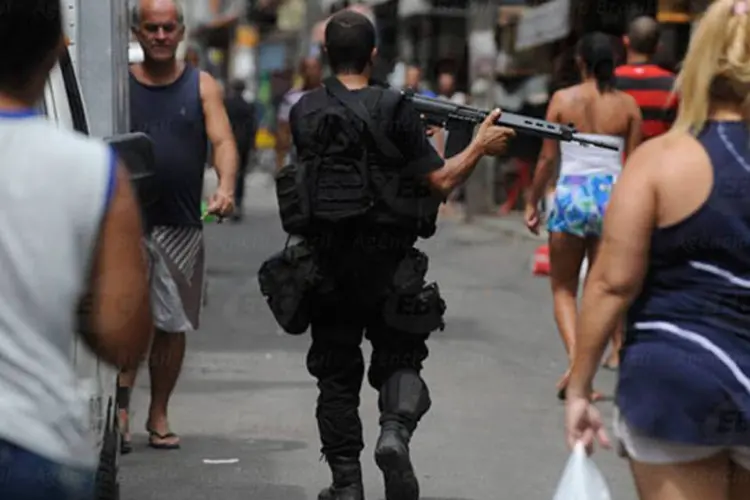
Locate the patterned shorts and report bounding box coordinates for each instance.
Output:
[147,225,205,333]
[547,174,616,238]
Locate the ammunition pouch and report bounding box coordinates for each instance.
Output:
[382,248,446,335]
[257,240,320,335]
[375,171,441,239]
[276,161,312,236]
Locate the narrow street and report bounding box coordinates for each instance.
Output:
[121,172,638,500]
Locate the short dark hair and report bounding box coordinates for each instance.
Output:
[324,10,376,75]
[627,16,660,56]
[0,0,62,93]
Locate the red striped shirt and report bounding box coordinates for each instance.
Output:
[615,64,678,140]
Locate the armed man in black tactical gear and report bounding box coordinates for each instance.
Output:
[259,10,515,500]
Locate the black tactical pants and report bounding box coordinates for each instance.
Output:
[234,149,250,209]
[306,251,432,459]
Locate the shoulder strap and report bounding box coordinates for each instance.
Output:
[323,76,404,162]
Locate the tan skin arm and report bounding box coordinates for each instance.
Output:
[566,140,661,400]
[275,120,292,170]
[527,90,563,209]
[200,71,238,193]
[426,109,515,197]
[79,163,152,370]
[624,94,643,158]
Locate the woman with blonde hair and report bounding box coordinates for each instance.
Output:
[566,1,750,498]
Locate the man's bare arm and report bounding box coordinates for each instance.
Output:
[79,163,152,369]
[426,141,483,197]
[200,71,238,191]
[275,120,292,170]
[527,91,563,207]
[426,109,515,197]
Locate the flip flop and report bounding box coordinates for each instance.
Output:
[147,428,181,450]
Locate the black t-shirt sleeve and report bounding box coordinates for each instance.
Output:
[390,98,445,175]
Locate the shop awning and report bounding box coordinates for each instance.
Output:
[515,0,571,51]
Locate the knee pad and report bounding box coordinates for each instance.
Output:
[376,369,431,422]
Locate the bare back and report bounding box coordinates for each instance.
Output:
[556,83,632,135]
[550,81,642,157]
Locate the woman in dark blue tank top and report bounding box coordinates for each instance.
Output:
[564,2,750,498]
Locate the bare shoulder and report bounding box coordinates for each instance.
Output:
[550,87,571,104]
[199,70,222,99]
[616,90,640,114]
[625,132,707,177]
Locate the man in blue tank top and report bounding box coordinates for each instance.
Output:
[119,0,239,452]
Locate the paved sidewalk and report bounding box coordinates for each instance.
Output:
[213,170,545,245]
[473,212,547,242]
[438,207,547,243]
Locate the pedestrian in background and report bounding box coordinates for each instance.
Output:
[436,71,466,105]
[275,57,322,170]
[224,79,257,222]
[118,0,237,453]
[405,64,445,156]
[525,32,642,401]
[404,64,436,98]
[615,16,679,141]
[0,0,152,496]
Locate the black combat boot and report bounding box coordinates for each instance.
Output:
[373,370,431,500]
[318,456,364,500]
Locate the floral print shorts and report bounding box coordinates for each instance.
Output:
[547,174,616,238]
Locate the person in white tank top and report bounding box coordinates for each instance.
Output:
[0,1,152,498]
[524,32,643,401]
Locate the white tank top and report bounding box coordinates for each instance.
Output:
[0,111,114,468]
[559,133,625,177]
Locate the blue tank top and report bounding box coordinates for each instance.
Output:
[130,65,208,227]
[619,121,750,446]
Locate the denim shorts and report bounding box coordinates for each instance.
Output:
[0,440,95,500]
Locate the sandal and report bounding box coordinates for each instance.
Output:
[146,427,181,450]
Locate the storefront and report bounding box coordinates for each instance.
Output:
[656,0,712,68]
[396,0,469,92]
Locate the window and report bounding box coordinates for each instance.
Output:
[58,47,88,134]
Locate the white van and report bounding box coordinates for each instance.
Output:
[42,44,155,500]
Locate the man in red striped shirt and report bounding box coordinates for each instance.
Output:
[615,16,678,141]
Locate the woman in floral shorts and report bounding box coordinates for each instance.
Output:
[524,32,643,400]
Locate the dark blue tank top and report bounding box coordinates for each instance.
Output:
[130,65,208,227]
[619,121,750,446]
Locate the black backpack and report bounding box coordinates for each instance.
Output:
[276,77,404,236]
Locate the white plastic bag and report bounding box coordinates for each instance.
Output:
[552,442,612,500]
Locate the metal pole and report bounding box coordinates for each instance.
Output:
[302,0,324,61]
[464,0,498,222]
